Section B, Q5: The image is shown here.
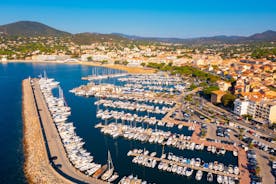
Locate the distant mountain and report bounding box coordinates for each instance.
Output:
[0,21,276,44]
[249,30,276,41]
[113,31,276,44]
[0,21,70,36]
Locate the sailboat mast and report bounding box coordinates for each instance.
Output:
[108,150,114,169]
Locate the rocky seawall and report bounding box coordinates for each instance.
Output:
[22,79,72,184]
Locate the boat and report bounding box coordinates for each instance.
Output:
[93,164,107,178]
[220,148,226,155]
[101,150,115,181]
[186,168,193,177]
[207,172,213,182]
[108,172,119,182]
[195,170,203,181]
[223,176,229,184]
[228,165,234,174]
[233,150,238,157]
[234,166,239,175]
[217,175,223,183]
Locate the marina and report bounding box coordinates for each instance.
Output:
[71,68,248,183]
[1,63,252,184]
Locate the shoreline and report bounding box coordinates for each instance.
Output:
[22,79,71,184]
[5,60,156,74]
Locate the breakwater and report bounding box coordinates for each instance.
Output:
[22,79,71,184]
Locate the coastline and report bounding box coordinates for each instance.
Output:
[22,79,71,184]
[5,60,156,74]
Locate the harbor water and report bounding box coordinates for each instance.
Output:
[0,63,237,184]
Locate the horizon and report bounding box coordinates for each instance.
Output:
[0,0,276,38]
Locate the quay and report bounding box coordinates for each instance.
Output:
[23,78,107,184]
[128,152,240,179]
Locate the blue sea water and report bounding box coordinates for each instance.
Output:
[0,63,237,184]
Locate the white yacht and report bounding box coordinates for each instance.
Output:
[195,170,203,181]
[101,150,115,181]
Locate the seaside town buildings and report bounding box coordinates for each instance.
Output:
[1,35,275,125]
[234,92,276,124]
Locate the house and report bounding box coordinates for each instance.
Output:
[211,90,227,104]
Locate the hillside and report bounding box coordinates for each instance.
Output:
[0,21,276,44]
[72,32,127,45]
[0,21,70,36]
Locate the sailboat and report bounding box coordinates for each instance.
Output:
[101,150,114,181]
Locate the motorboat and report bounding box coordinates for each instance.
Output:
[207,172,213,182]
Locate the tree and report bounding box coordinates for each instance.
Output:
[255,166,260,176]
[203,86,219,95]
[122,61,129,65]
[242,114,253,121]
[114,60,120,64]
[221,93,236,107]
[141,62,146,67]
[189,83,197,91]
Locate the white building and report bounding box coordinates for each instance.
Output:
[33,55,70,61]
[233,99,249,116]
[234,97,276,124]
[92,55,110,61]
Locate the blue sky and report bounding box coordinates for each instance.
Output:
[0,0,276,38]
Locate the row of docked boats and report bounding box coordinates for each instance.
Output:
[118,74,183,86]
[207,145,238,157]
[38,76,119,182]
[85,73,128,81]
[123,83,182,94]
[118,175,149,184]
[95,99,171,114]
[96,109,165,126]
[97,123,215,152]
[128,149,238,184]
[98,94,175,106]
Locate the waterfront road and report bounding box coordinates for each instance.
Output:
[32,79,106,184]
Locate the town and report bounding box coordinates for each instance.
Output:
[1,20,276,184]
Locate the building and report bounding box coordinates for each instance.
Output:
[211,90,227,104]
[216,80,232,92]
[233,99,249,116]
[233,93,276,124]
[254,101,276,124]
[33,55,70,61]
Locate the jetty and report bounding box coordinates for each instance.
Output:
[23,78,72,184]
[23,78,107,184]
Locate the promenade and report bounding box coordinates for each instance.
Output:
[24,78,106,184]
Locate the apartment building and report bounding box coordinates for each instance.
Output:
[234,94,276,124]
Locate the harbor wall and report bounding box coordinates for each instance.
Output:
[22,79,72,184]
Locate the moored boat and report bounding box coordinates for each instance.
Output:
[93,164,107,178]
[207,172,213,182]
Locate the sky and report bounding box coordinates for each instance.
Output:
[0,0,276,38]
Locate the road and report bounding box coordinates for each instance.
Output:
[32,79,106,184]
